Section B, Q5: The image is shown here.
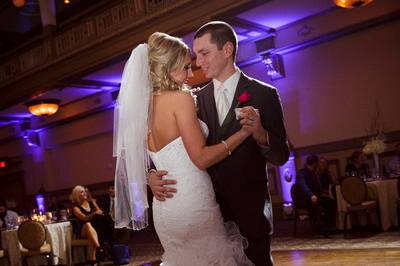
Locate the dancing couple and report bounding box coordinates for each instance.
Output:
[113,21,289,265]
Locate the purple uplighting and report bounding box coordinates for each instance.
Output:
[237,0,334,29]
[23,131,40,147]
[278,152,296,203]
[36,194,45,212]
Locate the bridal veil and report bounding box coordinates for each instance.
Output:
[113,44,151,229]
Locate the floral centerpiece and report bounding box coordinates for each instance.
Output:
[362,135,386,155]
[362,102,386,174]
[363,135,386,177]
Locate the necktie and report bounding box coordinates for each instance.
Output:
[215,85,229,125]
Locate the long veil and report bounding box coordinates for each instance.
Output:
[113,44,151,229]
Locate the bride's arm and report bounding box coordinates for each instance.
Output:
[174,91,250,170]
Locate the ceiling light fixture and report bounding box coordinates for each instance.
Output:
[12,0,26,8]
[334,0,373,9]
[25,99,61,116]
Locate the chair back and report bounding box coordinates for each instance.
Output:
[340,176,366,205]
[17,220,46,251]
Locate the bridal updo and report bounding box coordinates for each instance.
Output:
[148,32,190,93]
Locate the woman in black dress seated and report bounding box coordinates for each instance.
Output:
[70,185,111,262]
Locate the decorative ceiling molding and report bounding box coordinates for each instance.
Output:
[0,0,254,110]
[235,2,400,68]
[58,79,120,90]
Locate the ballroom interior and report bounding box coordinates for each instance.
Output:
[0,0,399,265]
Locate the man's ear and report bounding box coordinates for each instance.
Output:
[223,41,234,58]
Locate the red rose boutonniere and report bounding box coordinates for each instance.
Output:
[236,91,251,107]
[234,91,252,120]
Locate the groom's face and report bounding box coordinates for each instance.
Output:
[193,33,229,80]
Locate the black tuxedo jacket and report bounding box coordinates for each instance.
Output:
[195,72,289,238]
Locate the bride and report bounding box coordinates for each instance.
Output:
[113,32,253,265]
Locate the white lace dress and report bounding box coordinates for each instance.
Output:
[148,120,253,266]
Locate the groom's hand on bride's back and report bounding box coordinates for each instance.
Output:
[148,170,177,201]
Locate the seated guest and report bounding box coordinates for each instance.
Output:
[108,184,115,220]
[70,186,112,262]
[99,182,115,220]
[317,157,337,199]
[345,150,369,178]
[295,155,337,235]
[0,199,18,229]
[386,143,400,176]
[98,183,131,246]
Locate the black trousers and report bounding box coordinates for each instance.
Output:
[298,195,336,231]
[245,235,273,266]
[216,192,274,266]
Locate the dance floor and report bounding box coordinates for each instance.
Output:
[9,222,398,266]
[126,221,400,266]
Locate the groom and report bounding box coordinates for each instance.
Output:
[149,21,289,265]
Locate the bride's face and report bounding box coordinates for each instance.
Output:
[169,55,193,85]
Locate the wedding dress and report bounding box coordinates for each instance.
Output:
[148,120,253,266]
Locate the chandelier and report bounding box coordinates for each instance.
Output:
[12,0,26,8]
[334,0,373,8]
[25,99,61,116]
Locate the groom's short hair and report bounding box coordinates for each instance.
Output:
[194,21,238,61]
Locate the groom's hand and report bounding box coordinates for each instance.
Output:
[239,106,269,145]
[148,170,177,201]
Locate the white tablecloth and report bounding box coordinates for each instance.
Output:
[336,179,399,231]
[368,179,399,230]
[1,221,72,266]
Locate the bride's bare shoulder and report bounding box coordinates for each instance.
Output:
[169,90,194,102]
[154,90,195,108]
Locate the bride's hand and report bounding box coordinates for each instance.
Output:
[148,170,177,201]
[239,124,252,138]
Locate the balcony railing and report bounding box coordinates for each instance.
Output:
[0,0,191,85]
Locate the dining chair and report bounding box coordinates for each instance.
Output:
[17,220,53,266]
[340,176,379,237]
[70,219,91,264]
[0,249,10,265]
[290,184,312,236]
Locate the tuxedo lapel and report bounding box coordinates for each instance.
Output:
[199,83,219,143]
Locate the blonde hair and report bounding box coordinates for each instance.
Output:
[70,185,86,205]
[148,32,190,93]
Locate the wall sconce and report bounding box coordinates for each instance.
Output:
[23,131,40,147]
[25,99,60,116]
[262,54,285,80]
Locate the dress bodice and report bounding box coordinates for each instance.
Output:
[148,119,209,176]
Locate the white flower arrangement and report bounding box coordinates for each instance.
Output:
[362,135,386,155]
[363,101,386,155]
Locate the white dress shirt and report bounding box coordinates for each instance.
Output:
[213,69,241,123]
